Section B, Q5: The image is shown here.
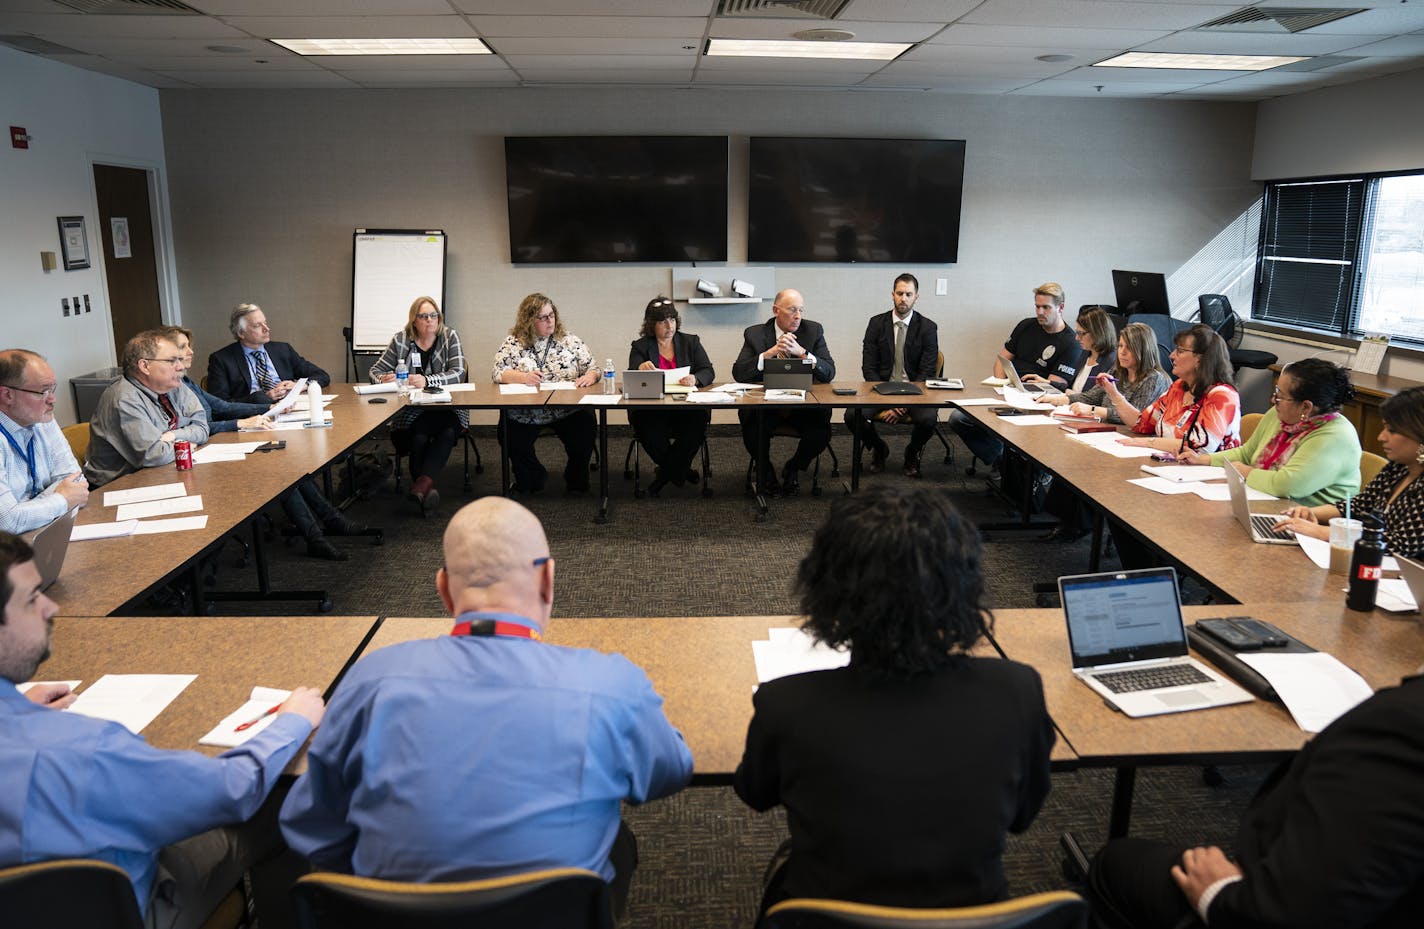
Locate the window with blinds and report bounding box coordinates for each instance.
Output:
[1254,177,1366,335]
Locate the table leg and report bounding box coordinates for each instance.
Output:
[1109,765,1136,837]
[753,410,769,521]
[850,412,862,492]
[499,412,511,496]
[596,408,610,524]
[200,519,332,612]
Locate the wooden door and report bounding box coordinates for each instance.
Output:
[93,164,162,350]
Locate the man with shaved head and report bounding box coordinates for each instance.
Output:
[731,287,836,494]
[280,497,693,916]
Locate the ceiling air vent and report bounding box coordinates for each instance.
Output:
[717,0,854,20]
[52,0,202,14]
[1195,6,1366,33]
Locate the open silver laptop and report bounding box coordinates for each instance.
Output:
[1059,567,1252,718]
[1000,356,1061,396]
[1225,463,1295,544]
[622,370,664,400]
[1396,555,1424,610]
[764,359,814,391]
[25,506,78,591]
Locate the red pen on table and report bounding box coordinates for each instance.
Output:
[234,703,283,732]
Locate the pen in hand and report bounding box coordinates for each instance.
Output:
[234,703,283,732]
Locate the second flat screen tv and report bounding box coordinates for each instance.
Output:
[749,137,965,263]
[505,136,728,263]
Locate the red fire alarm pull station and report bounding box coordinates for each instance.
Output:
[10,126,29,149]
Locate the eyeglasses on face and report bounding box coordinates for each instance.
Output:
[535,311,557,322]
[775,304,804,315]
[414,312,440,321]
[1170,346,1199,356]
[143,357,185,366]
[1271,387,1298,403]
[4,384,57,399]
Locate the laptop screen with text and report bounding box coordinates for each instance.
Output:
[1061,569,1186,667]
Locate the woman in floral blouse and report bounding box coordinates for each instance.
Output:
[491,293,600,494]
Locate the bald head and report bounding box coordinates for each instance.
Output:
[772,289,805,333]
[438,498,554,623]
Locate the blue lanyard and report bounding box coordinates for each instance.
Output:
[0,420,38,497]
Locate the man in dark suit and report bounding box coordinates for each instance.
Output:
[206,303,329,405]
[731,288,836,494]
[846,273,939,477]
[1088,671,1424,929]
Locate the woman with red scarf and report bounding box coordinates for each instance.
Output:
[1185,357,1361,505]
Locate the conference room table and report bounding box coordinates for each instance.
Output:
[52,386,398,617]
[40,614,380,771]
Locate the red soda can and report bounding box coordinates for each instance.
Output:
[174,440,194,470]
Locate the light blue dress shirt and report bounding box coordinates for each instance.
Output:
[280,611,694,882]
[0,685,313,913]
[0,411,79,534]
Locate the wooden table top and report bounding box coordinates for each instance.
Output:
[810,381,963,406]
[40,615,380,766]
[988,602,1424,766]
[363,614,1075,779]
[52,387,394,616]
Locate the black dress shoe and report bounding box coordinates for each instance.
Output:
[866,444,890,474]
[903,454,922,479]
[780,462,800,495]
[1040,526,1089,543]
[753,469,780,496]
[685,469,700,485]
[306,538,348,561]
[325,515,368,536]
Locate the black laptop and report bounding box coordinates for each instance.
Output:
[764,359,814,390]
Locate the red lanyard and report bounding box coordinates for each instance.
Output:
[449,618,541,641]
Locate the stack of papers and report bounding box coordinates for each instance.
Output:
[1140,464,1226,482]
[78,483,210,540]
[353,382,398,395]
[539,382,577,391]
[579,395,621,405]
[192,441,267,463]
[408,388,452,404]
[751,627,850,683]
[715,383,759,393]
[499,383,538,395]
[686,392,735,404]
[1066,432,1156,458]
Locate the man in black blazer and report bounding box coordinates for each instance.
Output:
[731,288,835,494]
[206,303,329,405]
[846,273,939,477]
[1088,672,1424,929]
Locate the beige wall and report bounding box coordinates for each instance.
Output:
[159,87,1260,417]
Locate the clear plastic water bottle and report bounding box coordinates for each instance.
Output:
[602,358,616,395]
[395,358,409,397]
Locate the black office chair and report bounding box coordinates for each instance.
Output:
[760,892,1087,929]
[623,437,713,498]
[293,868,613,929]
[1195,294,1277,372]
[391,426,484,498]
[745,424,840,498]
[0,859,145,929]
[495,412,601,493]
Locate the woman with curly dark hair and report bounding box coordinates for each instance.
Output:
[734,484,1055,913]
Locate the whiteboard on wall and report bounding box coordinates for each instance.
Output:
[351,229,446,351]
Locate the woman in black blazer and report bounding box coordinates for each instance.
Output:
[627,296,715,495]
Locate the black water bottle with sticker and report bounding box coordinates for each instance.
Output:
[1346,517,1386,612]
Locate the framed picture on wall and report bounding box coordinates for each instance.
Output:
[57,215,90,270]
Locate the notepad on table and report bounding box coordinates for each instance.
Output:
[200,686,294,748]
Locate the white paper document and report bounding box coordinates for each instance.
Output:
[499,384,538,395]
[981,376,1010,387]
[539,381,577,391]
[1373,578,1418,612]
[1001,388,1056,411]
[952,397,1004,407]
[660,366,691,384]
[264,378,310,417]
[764,389,806,402]
[715,383,759,393]
[285,394,334,412]
[1292,534,1401,574]
[445,383,479,393]
[190,448,247,464]
[926,378,964,389]
[275,409,332,424]
[353,382,398,395]
[1140,464,1226,483]
[132,515,209,534]
[67,673,197,735]
[686,392,735,404]
[1192,484,1276,502]
[1238,652,1373,733]
[1067,433,1156,458]
[579,395,621,405]
[102,483,187,508]
[18,680,81,695]
[116,495,204,522]
[1128,477,1200,495]
[408,389,452,404]
[199,686,293,748]
[752,627,850,683]
[71,520,138,541]
[999,414,1061,426]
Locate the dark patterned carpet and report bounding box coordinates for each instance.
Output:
[183,424,1269,928]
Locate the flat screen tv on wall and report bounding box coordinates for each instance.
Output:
[505,136,728,263]
[748,137,965,263]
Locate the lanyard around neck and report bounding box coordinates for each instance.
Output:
[0,420,37,496]
[449,618,541,641]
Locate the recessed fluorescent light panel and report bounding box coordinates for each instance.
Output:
[1094,51,1306,71]
[706,38,909,61]
[272,38,491,56]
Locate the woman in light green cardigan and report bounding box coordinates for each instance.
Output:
[1184,357,1361,506]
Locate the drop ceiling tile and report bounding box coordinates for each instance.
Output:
[859,72,1036,92]
[469,16,707,37]
[1333,36,1424,56]
[45,54,195,87]
[300,54,510,71]
[0,12,245,39]
[504,54,697,69]
[961,0,1233,30]
[903,43,1116,65]
[708,19,938,42]
[191,0,453,14]
[1056,65,1254,82]
[877,58,1075,79]
[31,36,281,57]
[1136,32,1376,56]
[697,54,884,72]
[222,16,482,39]
[516,69,696,82]
[338,70,522,86]
[928,24,1172,49]
[837,0,983,22]
[118,55,325,71]
[1009,80,1198,96]
[155,68,357,86]
[449,0,710,14]
[693,70,869,86]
